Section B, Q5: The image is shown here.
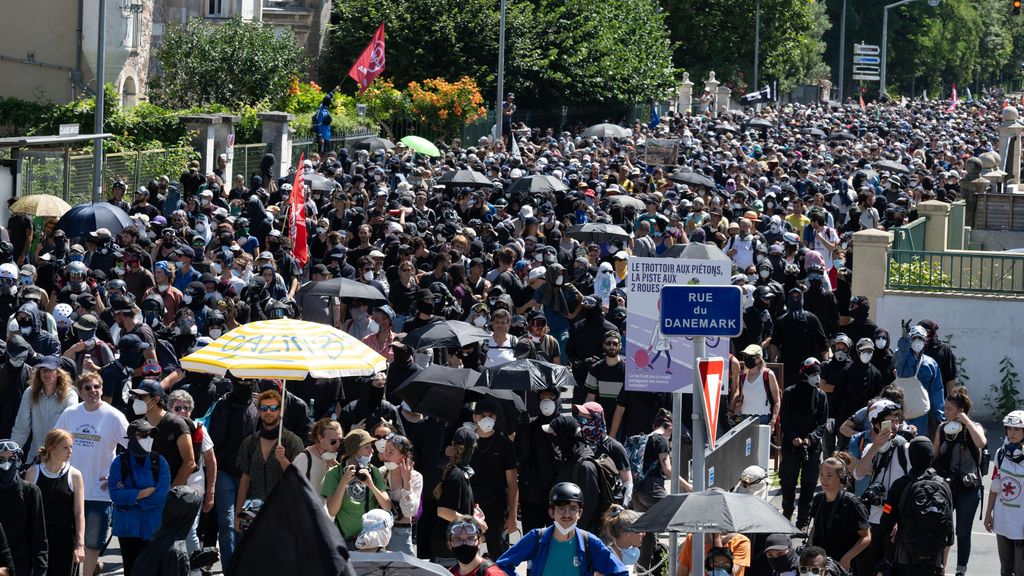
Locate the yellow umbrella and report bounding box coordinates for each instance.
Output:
[10,194,72,218]
[181,319,387,380]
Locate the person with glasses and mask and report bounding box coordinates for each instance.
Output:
[131,379,196,489]
[166,390,217,555]
[497,482,627,576]
[234,390,304,534]
[445,515,506,576]
[796,546,845,576]
[291,418,342,496]
[108,419,171,575]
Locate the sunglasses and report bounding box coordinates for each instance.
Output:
[172,405,191,413]
[798,568,825,575]
[259,405,281,413]
[135,430,155,439]
[81,384,103,392]
[325,438,341,446]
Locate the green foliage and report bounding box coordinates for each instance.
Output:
[663,0,830,93]
[319,0,676,106]
[151,18,305,109]
[0,97,50,138]
[942,334,969,384]
[888,257,952,289]
[986,356,1023,416]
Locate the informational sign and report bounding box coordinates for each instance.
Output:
[645,138,680,167]
[852,43,881,81]
[59,123,80,136]
[660,286,743,337]
[699,357,725,448]
[625,257,730,393]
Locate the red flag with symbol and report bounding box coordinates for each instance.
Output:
[289,154,308,268]
[698,357,726,449]
[947,83,958,112]
[348,23,386,95]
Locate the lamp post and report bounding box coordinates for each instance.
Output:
[494,0,507,146]
[880,0,939,99]
[91,0,106,203]
[753,0,761,90]
[837,0,846,101]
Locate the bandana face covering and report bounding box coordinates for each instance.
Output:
[577,413,607,444]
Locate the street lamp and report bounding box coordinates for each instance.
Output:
[838,0,847,101]
[880,0,939,98]
[753,0,761,91]
[92,0,106,203]
[494,0,507,146]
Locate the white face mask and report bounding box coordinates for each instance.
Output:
[554,521,577,536]
[363,271,374,282]
[212,263,222,275]
[555,276,564,286]
[374,439,387,453]
[209,328,222,339]
[477,417,496,433]
[539,399,557,417]
[875,338,887,349]
[157,284,169,292]
[20,326,31,336]
[317,227,327,235]
[859,352,873,364]
[133,399,149,415]
[138,437,154,453]
[759,269,770,278]
[355,454,372,466]
[834,350,848,362]
[473,316,488,328]
[806,374,821,387]
[384,461,399,471]
[183,295,192,305]
[0,461,12,471]
[911,340,925,353]
[321,451,338,461]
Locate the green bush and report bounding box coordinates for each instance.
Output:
[986,356,1023,416]
[888,257,953,289]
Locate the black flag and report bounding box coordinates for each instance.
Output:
[228,467,355,576]
[740,81,777,105]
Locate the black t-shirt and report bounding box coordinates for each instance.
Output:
[593,436,629,475]
[7,214,31,259]
[434,465,474,555]
[469,433,517,504]
[639,432,670,496]
[615,389,668,440]
[808,491,869,561]
[154,411,192,480]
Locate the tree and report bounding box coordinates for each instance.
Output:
[151,18,304,108]
[318,0,676,106]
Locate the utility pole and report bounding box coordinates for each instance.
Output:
[91,0,106,204]
[838,0,847,101]
[494,0,507,146]
[753,0,761,91]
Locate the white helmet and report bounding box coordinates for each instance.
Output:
[1004,410,1024,428]
[735,465,770,499]
[53,303,74,330]
[0,263,17,281]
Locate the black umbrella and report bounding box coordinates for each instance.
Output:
[873,159,910,174]
[745,118,772,129]
[393,365,479,421]
[300,278,387,301]
[802,127,827,138]
[606,195,646,211]
[629,489,802,535]
[436,169,494,189]
[583,123,631,138]
[566,223,630,243]
[713,123,739,133]
[475,358,577,391]
[506,175,569,195]
[56,202,133,239]
[402,320,490,350]
[828,131,856,141]
[349,552,449,576]
[352,137,395,151]
[667,171,717,188]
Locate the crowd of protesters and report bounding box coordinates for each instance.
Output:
[0,91,1023,576]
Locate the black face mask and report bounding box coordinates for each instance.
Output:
[230,383,252,402]
[767,551,798,573]
[788,296,803,311]
[743,356,759,369]
[451,544,478,564]
[0,460,20,487]
[260,423,280,439]
[851,306,869,321]
[417,300,434,315]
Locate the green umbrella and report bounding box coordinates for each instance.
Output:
[400,135,441,157]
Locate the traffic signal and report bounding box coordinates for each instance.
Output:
[1015,0,1021,15]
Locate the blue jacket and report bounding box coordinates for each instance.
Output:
[894,336,945,423]
[109,453,171,539]
[496,525,627,576]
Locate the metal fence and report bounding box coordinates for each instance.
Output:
[887,248,1024,294]
[891,217,927,251]
[231,143,270,181]
[290,128,380,166]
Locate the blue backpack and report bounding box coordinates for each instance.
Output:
[624,433,658,483]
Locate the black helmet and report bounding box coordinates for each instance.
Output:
[548,482,583,505]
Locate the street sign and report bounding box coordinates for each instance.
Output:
[853,55,880,65]
[698,357,725,448]
[853,43,880,55]
[659,285,743,337]
[852,74,881,82]
[58,123,79,136]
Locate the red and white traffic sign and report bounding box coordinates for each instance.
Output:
[698,357,725,449]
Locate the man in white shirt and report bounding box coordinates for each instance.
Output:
[54,372,129,576]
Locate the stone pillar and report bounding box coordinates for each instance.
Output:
[819,79,833,102]
[705,72,720,116]
[916,200,951,253]
[960,157,990,227]
[851,228,892,322]
[258,111,294,179]
[980,151,1006,194]
[717,84,732,114]
[997,106,1024,187]
[677,72,694,114]
[181,114,222,175]
[211,114,241,185]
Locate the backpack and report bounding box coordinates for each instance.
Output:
[449,559,496,576]
[624,433,658,483]
[897,469,953,563]
[578,454,624,521]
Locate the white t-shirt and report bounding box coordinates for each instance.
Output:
[992,450,1024,540]
[486,334,517,367]
[293,448,334,495]
[812,226,839,271]
[54,402,129,502]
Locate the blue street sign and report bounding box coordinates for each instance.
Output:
[659,285,743,337]
[853,55,880,65]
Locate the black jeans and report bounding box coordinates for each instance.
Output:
[521,501,550,535]
[119,537,149,576]
[479,497,511,558]
[779,446,821,526]
[997,535,1024,576]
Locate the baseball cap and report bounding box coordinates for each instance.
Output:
[72,314,99,332]
[740,344,763,357]
[573,402,604,418]
[130,379,165,398]
[36,355,61,371]
[174,245,195,260]
[118,334,151,352]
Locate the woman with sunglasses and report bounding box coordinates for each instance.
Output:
[292,419,342,494]
[166,390,217,555]
[379,433,422,554]
[446,515,505,576]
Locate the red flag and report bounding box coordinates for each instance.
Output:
[289,154,309,268]
[947,83,958,112]
[348,23,386,95]
[859,93,866,112]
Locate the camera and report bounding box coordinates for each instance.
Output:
[860,482,886,506]
[356,466,370,482]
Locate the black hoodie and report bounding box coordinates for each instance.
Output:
[129,485,202,576]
